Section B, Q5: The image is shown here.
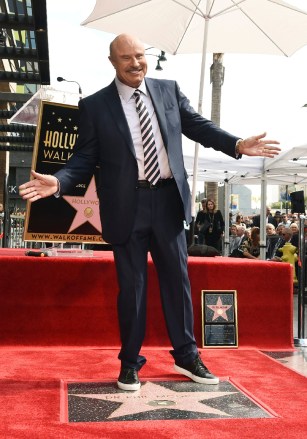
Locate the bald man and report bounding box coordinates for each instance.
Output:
[20,34,280,391]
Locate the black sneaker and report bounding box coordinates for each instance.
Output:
[174,355,219,384]
[117,367,141,391]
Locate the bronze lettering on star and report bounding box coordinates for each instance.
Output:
[201,290,238,348]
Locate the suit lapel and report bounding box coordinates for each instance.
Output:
[103,81,136,158]
[102,79,168,155]
[145,78,168,147]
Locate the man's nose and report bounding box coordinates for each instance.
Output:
[131,57,139,67]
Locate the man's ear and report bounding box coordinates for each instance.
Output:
[108,56,115,68]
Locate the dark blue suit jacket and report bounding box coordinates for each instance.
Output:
[55,78,240,244]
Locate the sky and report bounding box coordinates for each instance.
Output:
[45,0,307,205]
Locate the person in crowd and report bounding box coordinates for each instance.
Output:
[252,207,274,227]
[269,224,285,260]
[266,223,279,259]
[236,225,247,244]
[242,226,260,259]
[289,222,299,248]
[228,212,234,228]
[201,199,225,251]
[0,203,3,233]
[266,223,276,236]
[278,213,291,227]
[243,216,253,228]
[229,224,239,254]
[266,207,274,224]
[271,210,281,228]
[195,198,207,244]
[272,228,298,260]
[18,33,280,391]
[290,214,298,224]
[234,213,245,228]
[244,227,252,240]
[276,224,285,236]
[229,225,247,257]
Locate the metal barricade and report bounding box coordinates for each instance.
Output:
[9,214,26,248]
[0,213,3,247]
[295,216,307,346]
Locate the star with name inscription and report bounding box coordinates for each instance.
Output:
[207,296,232,321]
[63,176,102,233]
[73,381,235,419]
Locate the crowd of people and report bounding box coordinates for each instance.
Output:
[195,200,301,262]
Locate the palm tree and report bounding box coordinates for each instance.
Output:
[205,53,225,206]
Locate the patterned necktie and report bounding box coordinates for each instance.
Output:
[133,89,161,185]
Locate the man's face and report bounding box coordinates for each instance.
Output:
[230,226,237,235]
[277,225,284,235]
[109,35,147,88]
[266,225,276,235]
[237,227,245,237]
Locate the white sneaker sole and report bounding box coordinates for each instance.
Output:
[174,364,219,384]
[117,380,141,391]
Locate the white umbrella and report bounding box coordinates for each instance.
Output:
[82,1,307,57]
[81,0,307,248]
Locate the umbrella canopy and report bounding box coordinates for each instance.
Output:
[82,0,307,57]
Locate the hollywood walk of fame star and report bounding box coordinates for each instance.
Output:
[63,176,102,233]
[207,296,232,321]
[73,381,236,419]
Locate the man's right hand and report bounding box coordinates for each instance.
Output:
[19,170,59,202]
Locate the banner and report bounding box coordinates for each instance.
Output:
[23,101,103,244]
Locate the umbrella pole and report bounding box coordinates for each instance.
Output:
[223,180,230,256]
[190,2,210,245]
[259,172,267,260]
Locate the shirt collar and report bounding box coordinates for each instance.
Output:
[115,77,147,103]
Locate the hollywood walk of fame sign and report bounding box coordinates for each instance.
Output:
[23,101,104,245]
[201,290,238,348]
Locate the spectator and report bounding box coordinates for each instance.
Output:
[252,207,273,227]
[290,214,298,224]
[195,198,207,244]
[202,199,225,251]
[242,226,260,259]
[266,223,279,259]
[278,213,290,227]
[289,223,299,248]
[272,228,298,261]
[271,210,281,228]
[234,213,245,228]
[229,224,240,254]
[266,223,276,236]
[229,225,247,258]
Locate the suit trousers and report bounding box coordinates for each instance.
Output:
[112,180,198,370]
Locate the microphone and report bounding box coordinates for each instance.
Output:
[57,76,82,100]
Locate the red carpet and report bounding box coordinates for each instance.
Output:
[0,348,306,438]
[0,250,293,349]
[0,250,299,437]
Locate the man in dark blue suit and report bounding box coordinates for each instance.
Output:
[19,34,280,391]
